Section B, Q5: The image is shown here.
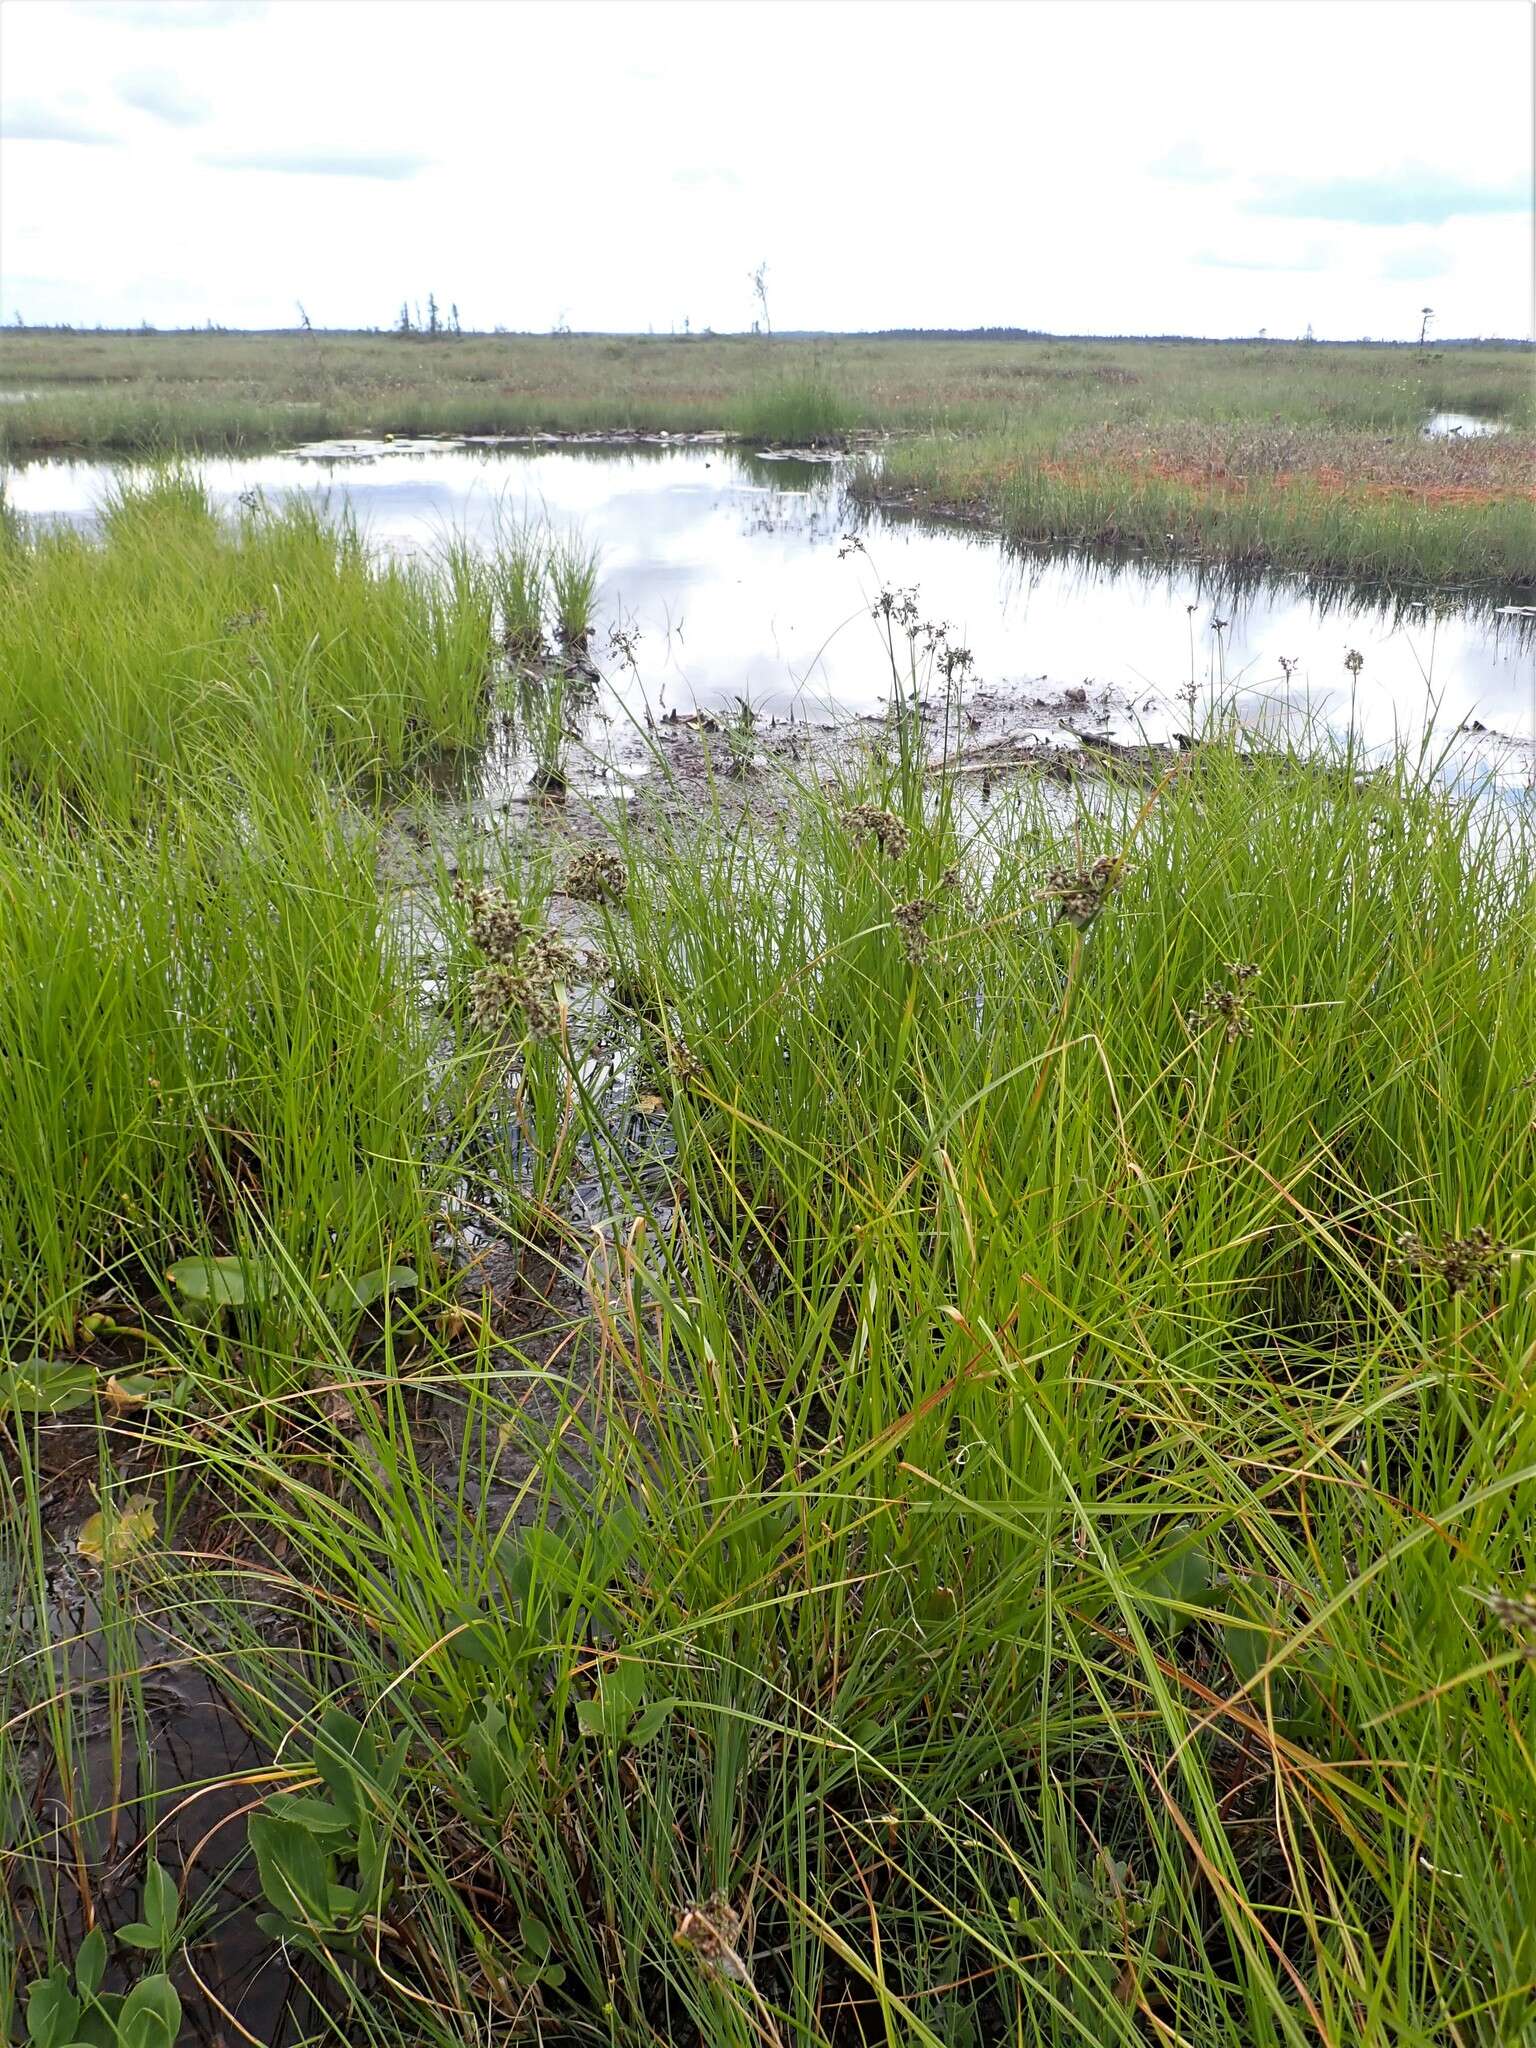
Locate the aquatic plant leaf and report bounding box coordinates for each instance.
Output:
[166,1254,270,1308]
[577,1660,654,1740]
[1220,1616,1275,1689]
[77,1494,157,1566]
[498,1524,581,1613]
[628,1697,678,1747]
[1,1359,97,1416]
[24,1968,79,2047]
[249,1812,336,1927]
[313,1754,361,1826]
[463,1699,523,1812]
[113,1921,161,1952]
[1128,1523,1223,1617]
[142,1858,179,1940]
[73,1927,107,1999]
[573,1695,607,1737]
[266,1792,355,1836]
[326,1264,418,1314]
[117,1975,180,2048]
[72,1993,127,2048]
[450,1613,501,1669]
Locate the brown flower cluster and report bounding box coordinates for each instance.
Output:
[892,897,936,963]
[456,884,526,964]
[1395,1224,1506,1298]
[458,882,598,1041]
[563,847,627,904]
[1185,962,1260,1043]
[1035,855,1124,930]
[1484,1589,1536,1662]
[844,805,911,858]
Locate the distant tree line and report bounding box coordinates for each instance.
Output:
[393,294,463,337]
[3,318,1528,350]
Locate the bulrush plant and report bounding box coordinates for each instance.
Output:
[5,532,1536,2042]
[71,730,1533,2048]
[730,367,857,446]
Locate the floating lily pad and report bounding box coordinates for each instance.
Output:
[0,1358,98,1416]
[326,1264,418,1314]
[78,1493,158,1565]
[166,1254,274,1308]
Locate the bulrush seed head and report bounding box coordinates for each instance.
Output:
[1394,1224,1506,1298]
[460,894,593,1041]
[1034,854,1125,930]
[668,1040,706,1088]
[1483,1590,1536,1660]
[223,605,269,634]
[675,1893,751,1986]
[522,929,586,987]
[454,882,526,964]
[469,963,523,1031]
[470,962,562,1040]
[563,847,627,904]
[892,897,936,963]
[1185,961,1260,1043]
[844,804,910,857]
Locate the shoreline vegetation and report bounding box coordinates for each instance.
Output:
[2,329,1532,593]
[2,475,1534,2046]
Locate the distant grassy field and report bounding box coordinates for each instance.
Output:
[1,329,1531,589]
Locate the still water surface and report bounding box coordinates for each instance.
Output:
[7,437,1532,777]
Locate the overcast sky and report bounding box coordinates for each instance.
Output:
[1,0,1531,338]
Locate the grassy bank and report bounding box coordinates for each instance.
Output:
[2,330,1532,591]
[861,417,1536,590]
[3,494,1535,2046]
[2,332,1532,456]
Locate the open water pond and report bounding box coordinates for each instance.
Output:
[1421,410,1507,439]
[6,436,1533,784]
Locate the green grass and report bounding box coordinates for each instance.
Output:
[0,772,461,1360]
[2,514,1534,2045]
[730,369,857,446]
[494,516,549,660]
[2,332,1531,455]
[547,530,602,650]
[0,469,503,816]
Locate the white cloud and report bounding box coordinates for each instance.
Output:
[206,149,433,179]
[1150,142,1229,184]
[3,0,1531,338]
[1380,246,1454,283]
[117,67,209,125]
[1,99,119,145]
[78,2,265,25]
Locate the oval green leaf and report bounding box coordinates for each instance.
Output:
[1,1359,98,1417]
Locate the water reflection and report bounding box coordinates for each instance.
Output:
[1422,411,1505,439]
[4,438,1531,766]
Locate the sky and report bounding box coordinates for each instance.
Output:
[1,0,1531,339]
